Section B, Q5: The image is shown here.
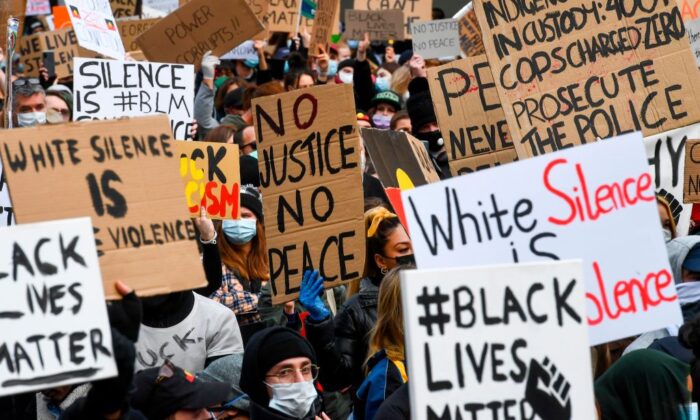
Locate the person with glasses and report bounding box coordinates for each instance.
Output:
[233,126,258,159]
[11,77,47,127]
[239,327,330,420]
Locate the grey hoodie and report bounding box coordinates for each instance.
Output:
[666,236,700,284]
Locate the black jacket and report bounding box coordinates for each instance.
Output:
[374,382,410,420]
[305,277,379,392]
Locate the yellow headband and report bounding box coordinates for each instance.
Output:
[367,208,398,238]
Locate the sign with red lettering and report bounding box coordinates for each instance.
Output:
[402,260,595,419]
[175,141,240,220]
[403,133,682,345]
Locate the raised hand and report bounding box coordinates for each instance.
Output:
[299,270,330,322]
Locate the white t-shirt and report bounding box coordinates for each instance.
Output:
[135,293,243,372]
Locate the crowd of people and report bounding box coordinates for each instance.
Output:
[4,5,700,420]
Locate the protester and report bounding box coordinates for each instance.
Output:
[197,353,250,418]
[233,125,258,157]
[368,91,401,130]
[390,110,411,132]
[45,85,72,123]
[204,125,236,144]
[12,78,46,127]
[659,194,679,241]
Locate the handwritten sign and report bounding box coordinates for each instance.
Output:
[135,0,263,67]
[253,84,365,304]
[685,140,700,203]
[267,0,314,34]
[221,40,258,60]
[0,217,117,397]
[403,133,682,345]
[687,17,700,68]
[109,0,137,17]
[0,162,13,226]
[247,0,270,40]
[0,116,205,299]
[474,0,700,159]
[410,19,460,59]
[176,141,241,220]
[402,261,595,420]
[311,0,338,52]
[65,0,125,59]
[17,28,94,78]
[453,2,484,57]
[353,0,432,38]
[26,0,50,16]
[73,58,194,140]
[427,55,518,176]
[117,17,160,51]
[344,9,404,41]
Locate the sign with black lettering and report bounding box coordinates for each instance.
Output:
[73,58,195,140]
[353,0,432,38]
[17,28,95,78]
[427,55,518,176]
[474,0,700,159]
[0,162,13,226]
[117,17,160,51]
[246,0,270,40]
[135,0,263,67]
[403,133,682,345]
[410,19,460,59]
[644,123,700,234]
[267,0,314,34]
[0,217,117,397]
[344,9,404,41]
[0,116,205,299]
[684,140,700,202]
[311,0,338,52]
[253,84,365,304]
[453,2,485,57]
[66,0,126,59]
[402,260,595,420]
[109,0,137,18]
[176,141,240,220]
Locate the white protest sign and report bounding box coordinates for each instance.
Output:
[73,57,195,140]
[410,18,460,59]
[644,123,699,236]
[403,133,682,345]
[0,217,117,397]
[141,0,179,18]
[688,18,700,68]
[0,162,13,227]
[26,0,51,16]
[402,260,595,420]
[65,0,126,59]
[221,40,258,61]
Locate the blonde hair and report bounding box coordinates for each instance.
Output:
[366,266,406,369]
[390,66,411,97]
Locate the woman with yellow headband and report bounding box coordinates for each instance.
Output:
[299,206,413,416]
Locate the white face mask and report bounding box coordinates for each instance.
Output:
[17,111,46,127]
[339,71,353,84]
[266,380,317,418]
[663,227,673,242]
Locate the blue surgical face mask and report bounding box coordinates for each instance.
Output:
[222,218,257,245]
[266,380,317,419]
[248,150,258,160]
[18,111,46,127]
[327,60,338,77]
[375,76,391,92]
[347,39,359,49]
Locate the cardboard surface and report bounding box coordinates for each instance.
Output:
[427,55,517,175]
[109,0,137,18]
[353,0,432,39]
[246,0,270,40]
[253,84,365,304]
[135,0,263,67]
[410,18,460,59]
[403,133,682,345]
[73,57,195,140]
[17,28,96,78]
[402,261,595,420]
[311,0,337,52]
[267,0,314,34]
[0,162,13,226]
[117,17,160,51]
[685,140,700,202]
[474,0,700,159]
[175,141,241,220]
[344,9,404,41]
[454,2,484,57]
[0,116,205,299]
[0,217,118,397]
[66,0,125,59]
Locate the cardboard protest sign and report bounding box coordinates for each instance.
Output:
[0,116,205,299]
[253,84,365,303]
[453,2,484,57]
[175,141,241,220]
[17,28,95,78]
[687,18,700,68]
[267,0,314,34]
[221,40,258,61]
[135,0,263,67]
[353,0,432,38]
[403,133,682,345]
[0,217,118,397]
[361,128,439,228]
[402,260,595,420]
[427,55,518,176]
[685,140,700,202]
[0,162,13,226]
[246,0,270,40]
[310,0,338,52]
[474,0,700,159]
[109,0,137,18]
[73,58,194,140]
[680,0,700,21]
[410,19,460,59]
[26,0,50,16]
[66,0,126,59]
[644,123,700,235]
[344,9,404,41]
[141,0,178,17]
[118,17,160,51]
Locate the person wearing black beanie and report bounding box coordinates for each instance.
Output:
[240,327,327,419]
[405,77,452,179]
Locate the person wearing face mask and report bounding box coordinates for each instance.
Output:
[234,125,258,159]
[335,59,355,85]
[240,327,330,420]
[299,207,414,414]
[658,194,679,241]
[12,78,47,127]
[368,91,401,130]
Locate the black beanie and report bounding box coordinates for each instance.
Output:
[406,77,437,133]
[239,327,317,406]
[240,185,263,222]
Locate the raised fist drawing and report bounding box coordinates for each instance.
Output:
[524,357,572,420]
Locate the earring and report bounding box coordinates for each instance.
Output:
[381,267,388,275]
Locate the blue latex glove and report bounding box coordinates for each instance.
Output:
[299,270,330,322]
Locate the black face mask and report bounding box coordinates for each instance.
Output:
[413,130,444,152]
[394,254,416,267]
